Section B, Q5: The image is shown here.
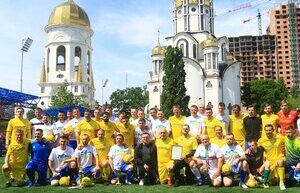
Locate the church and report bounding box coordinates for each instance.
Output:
[38,0,95,108]
[148,0,241,113]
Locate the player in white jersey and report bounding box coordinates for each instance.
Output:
[190,135,222,187]
[214,102,230,135]
[53,111,68,147]
[151,110,170,138]
[30,107,44,140]
[75,134,100,182]
[63,108,83,149]
[185,105,204,138]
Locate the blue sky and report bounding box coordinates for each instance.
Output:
[0,0,286,104]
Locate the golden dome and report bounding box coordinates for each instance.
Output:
[152,41,165,56]
[204,0,212,7]
[47,0,90,28]
[202,34,219,48]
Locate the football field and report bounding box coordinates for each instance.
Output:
[0,157,299,193]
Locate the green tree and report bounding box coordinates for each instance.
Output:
[241,78,289,114]
[161,46,189,118]
[50,81,90,108]
[109,87,149,116]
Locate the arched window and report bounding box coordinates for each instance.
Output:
[74,46,81,71]
[221,43,226,61]
[56,46,65,71]
[193,44,197,59]
[87,51,90,75]
[207,53,211,69]
[180,44,184,55]
[212,53,217,69]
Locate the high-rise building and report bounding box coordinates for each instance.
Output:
[268,3,300,92]
[228,35,277,85]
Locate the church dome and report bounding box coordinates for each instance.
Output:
[47,0,90,28]
[152,41,165,56]
[202,34,218,48]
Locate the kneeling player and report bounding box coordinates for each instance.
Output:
[221,133,248,188]
[48,136,77,186]
[75,134,100,184]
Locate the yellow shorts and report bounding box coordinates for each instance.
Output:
[4,163,26,182]
[158,160,174,183]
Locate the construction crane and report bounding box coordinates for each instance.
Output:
[288,0,299,95]
[215,0,271,16]
[243,9,267,36]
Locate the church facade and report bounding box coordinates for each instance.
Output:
[148,0,241,113]
[38,0,95,108]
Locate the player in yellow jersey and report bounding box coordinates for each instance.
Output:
[173,124,198,186]
[76,109,100,145]
[258,124,286,190]
[156,128,174,186]
[203,108,223,139]
[98,112,119,142]
[2,130,30,187]
[93,108,102,125]
[117,116,135,151]
[229,104,245,148]
[210,125,226,148]
[90,129,114,182]
[169,105,186,140]
[6,107,31,148]
[261,104,279,138]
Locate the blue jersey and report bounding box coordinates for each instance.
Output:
[31,139,51,164]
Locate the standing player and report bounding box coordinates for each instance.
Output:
[152,110,171,139]
[5,107,31,149]
[76,109,99,145]
[98,112,119,142]
[2,130,30,187]
[53,111,68,146]
[261,104,279,137]
[63,108,83,149]
[26,129,51,187]
[155,128,174,186]
[189,135,222,187]
[277,100,297,136]
[75,134,100,182]
[169,105,186,140]
[90,129,114,182]
[185,105,203,139]
[30,107,43,139]
[229,104,245,148]
[258,124,286,190]
[135,118,154,146]
[221,133,248,188]
[214,102,230,135]
[117,116,135,151]
[203,108,223,139]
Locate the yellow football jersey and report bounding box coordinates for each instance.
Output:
[117,123,135,149]
[76,119,99,142]
[98,120,118,141]
[156,138,174,163]
[169,115,186,140]
[7,138,30,167]
[229,114,245,142]
[174,135,198,156]
[90,138,113,162]
[204,117,223,139]
[6,118,31,144]
[211,136,226,148]
[258,134,285,162]
[261,114,279,137]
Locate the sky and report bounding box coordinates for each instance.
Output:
[0,0,287,104]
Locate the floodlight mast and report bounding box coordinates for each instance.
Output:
[20,37,33,92]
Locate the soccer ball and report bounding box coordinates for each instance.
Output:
[199,165,208,175]
[50,179,59,186]
[81,177,93,187]
[221,163,232,175]
[45,134,55,142]
[246,176,258,188]
[59,176,70,186]
[63,126,74,135]
[122,153,133,163]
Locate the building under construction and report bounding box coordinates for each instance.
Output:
[229,2,300,94]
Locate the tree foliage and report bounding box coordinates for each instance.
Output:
[50,81,90,108]
[109,87,149,116]
[161,46,189,117]
[241,78,289,114]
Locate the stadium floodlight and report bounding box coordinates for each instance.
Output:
[20,37,33,92]
[102,79,108,105]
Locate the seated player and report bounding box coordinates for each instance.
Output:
[190,134,222,187]
[26,129,51,187]
[220,133,248,188]
[48,136,77,186]
[2,130,30,187]
[258,124,286,190]
[155,128,174,186]
[173,124,198,187]
[75,134,100,183]
[108,134,134,185]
